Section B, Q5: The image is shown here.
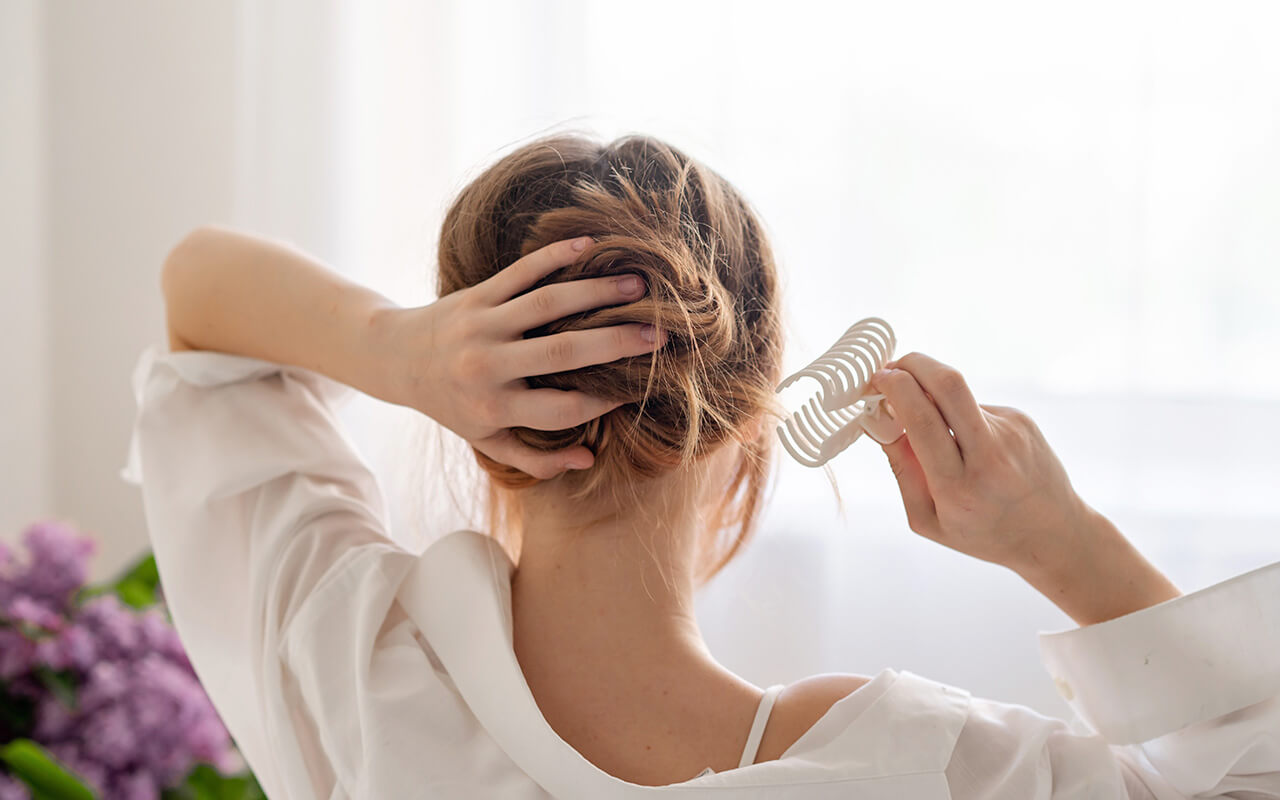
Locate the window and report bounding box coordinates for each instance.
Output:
[321,1,1280,717]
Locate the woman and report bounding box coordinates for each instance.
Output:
[124,133,1280,798]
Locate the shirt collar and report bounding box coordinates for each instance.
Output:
[398,529,968,798]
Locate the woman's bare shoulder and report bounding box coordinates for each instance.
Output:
[755,673,873,762]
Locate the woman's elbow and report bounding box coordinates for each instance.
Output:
[161,225,219,297]
[161,224,228,350]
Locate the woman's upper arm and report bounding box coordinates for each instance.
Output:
[121,342,407,794]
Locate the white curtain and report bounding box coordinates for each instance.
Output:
[247,0,1280,719]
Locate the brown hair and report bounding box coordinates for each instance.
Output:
[434,131,787,585]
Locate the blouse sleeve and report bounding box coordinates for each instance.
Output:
[120,342,416,799]
[945,560,1280,798]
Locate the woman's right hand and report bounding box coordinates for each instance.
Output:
[868,353,1094,577]
[373,236,663,480]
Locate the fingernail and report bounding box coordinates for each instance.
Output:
[619,275,643,296]
[640,324,660,343]
[572,236,591,251]
[883,359,898,370]
[871,368,892,384]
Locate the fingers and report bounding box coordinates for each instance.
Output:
[508,388,625,431]
[979,403,1023,421]
[498,323,666,379]
[476,430,595,480]
[889,353,991,460]
[880,434,940,537]
[870,365,964,486]
[479,237,593,306]
[497,273,647,335]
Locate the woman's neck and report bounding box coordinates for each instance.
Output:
[512,498,710,665]
[508,478,768,783]
[509,446,751,698]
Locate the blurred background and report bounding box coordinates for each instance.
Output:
[3,0,1278,722]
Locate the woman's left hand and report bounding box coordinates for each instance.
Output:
[373,236,665,479]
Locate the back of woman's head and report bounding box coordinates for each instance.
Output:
[435,132,785,584]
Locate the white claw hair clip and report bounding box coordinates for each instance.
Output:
[775,317,906,467]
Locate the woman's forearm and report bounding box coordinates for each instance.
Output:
[161,225,401,402]
[1014,506,1183,627]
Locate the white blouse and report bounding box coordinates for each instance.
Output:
[121,343,1280,800]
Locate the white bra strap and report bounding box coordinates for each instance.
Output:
[739,684,786,768]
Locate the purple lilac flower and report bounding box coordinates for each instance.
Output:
[77,594,141,660]
[0,540,15,606]
[33,694,76,740]
[10,521,95,611]
[30,623,96,672]
[113,768,159,800]
[0,774,31,800]
[81,704,134,769]
[78,660,129,712]
[30,624,96,675]
[138,608,186,663]
[47,742,107,797]
[1,520,241,794]
[5,596,63,633]
[0,539,14,579]
[0,629,34,679]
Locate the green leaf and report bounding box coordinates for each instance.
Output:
[113,553,161,609]
[77,551,163,609]
[116,551,160,587]
[0,739,96,800]
[161,764,266,800]
[115,579,156,609]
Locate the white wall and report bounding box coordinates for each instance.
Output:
[2,3,251,576]
[2,2,343,579]
[0,1,50,543]
[41,2,243,579]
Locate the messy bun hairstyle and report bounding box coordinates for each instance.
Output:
[435,132,786,584]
